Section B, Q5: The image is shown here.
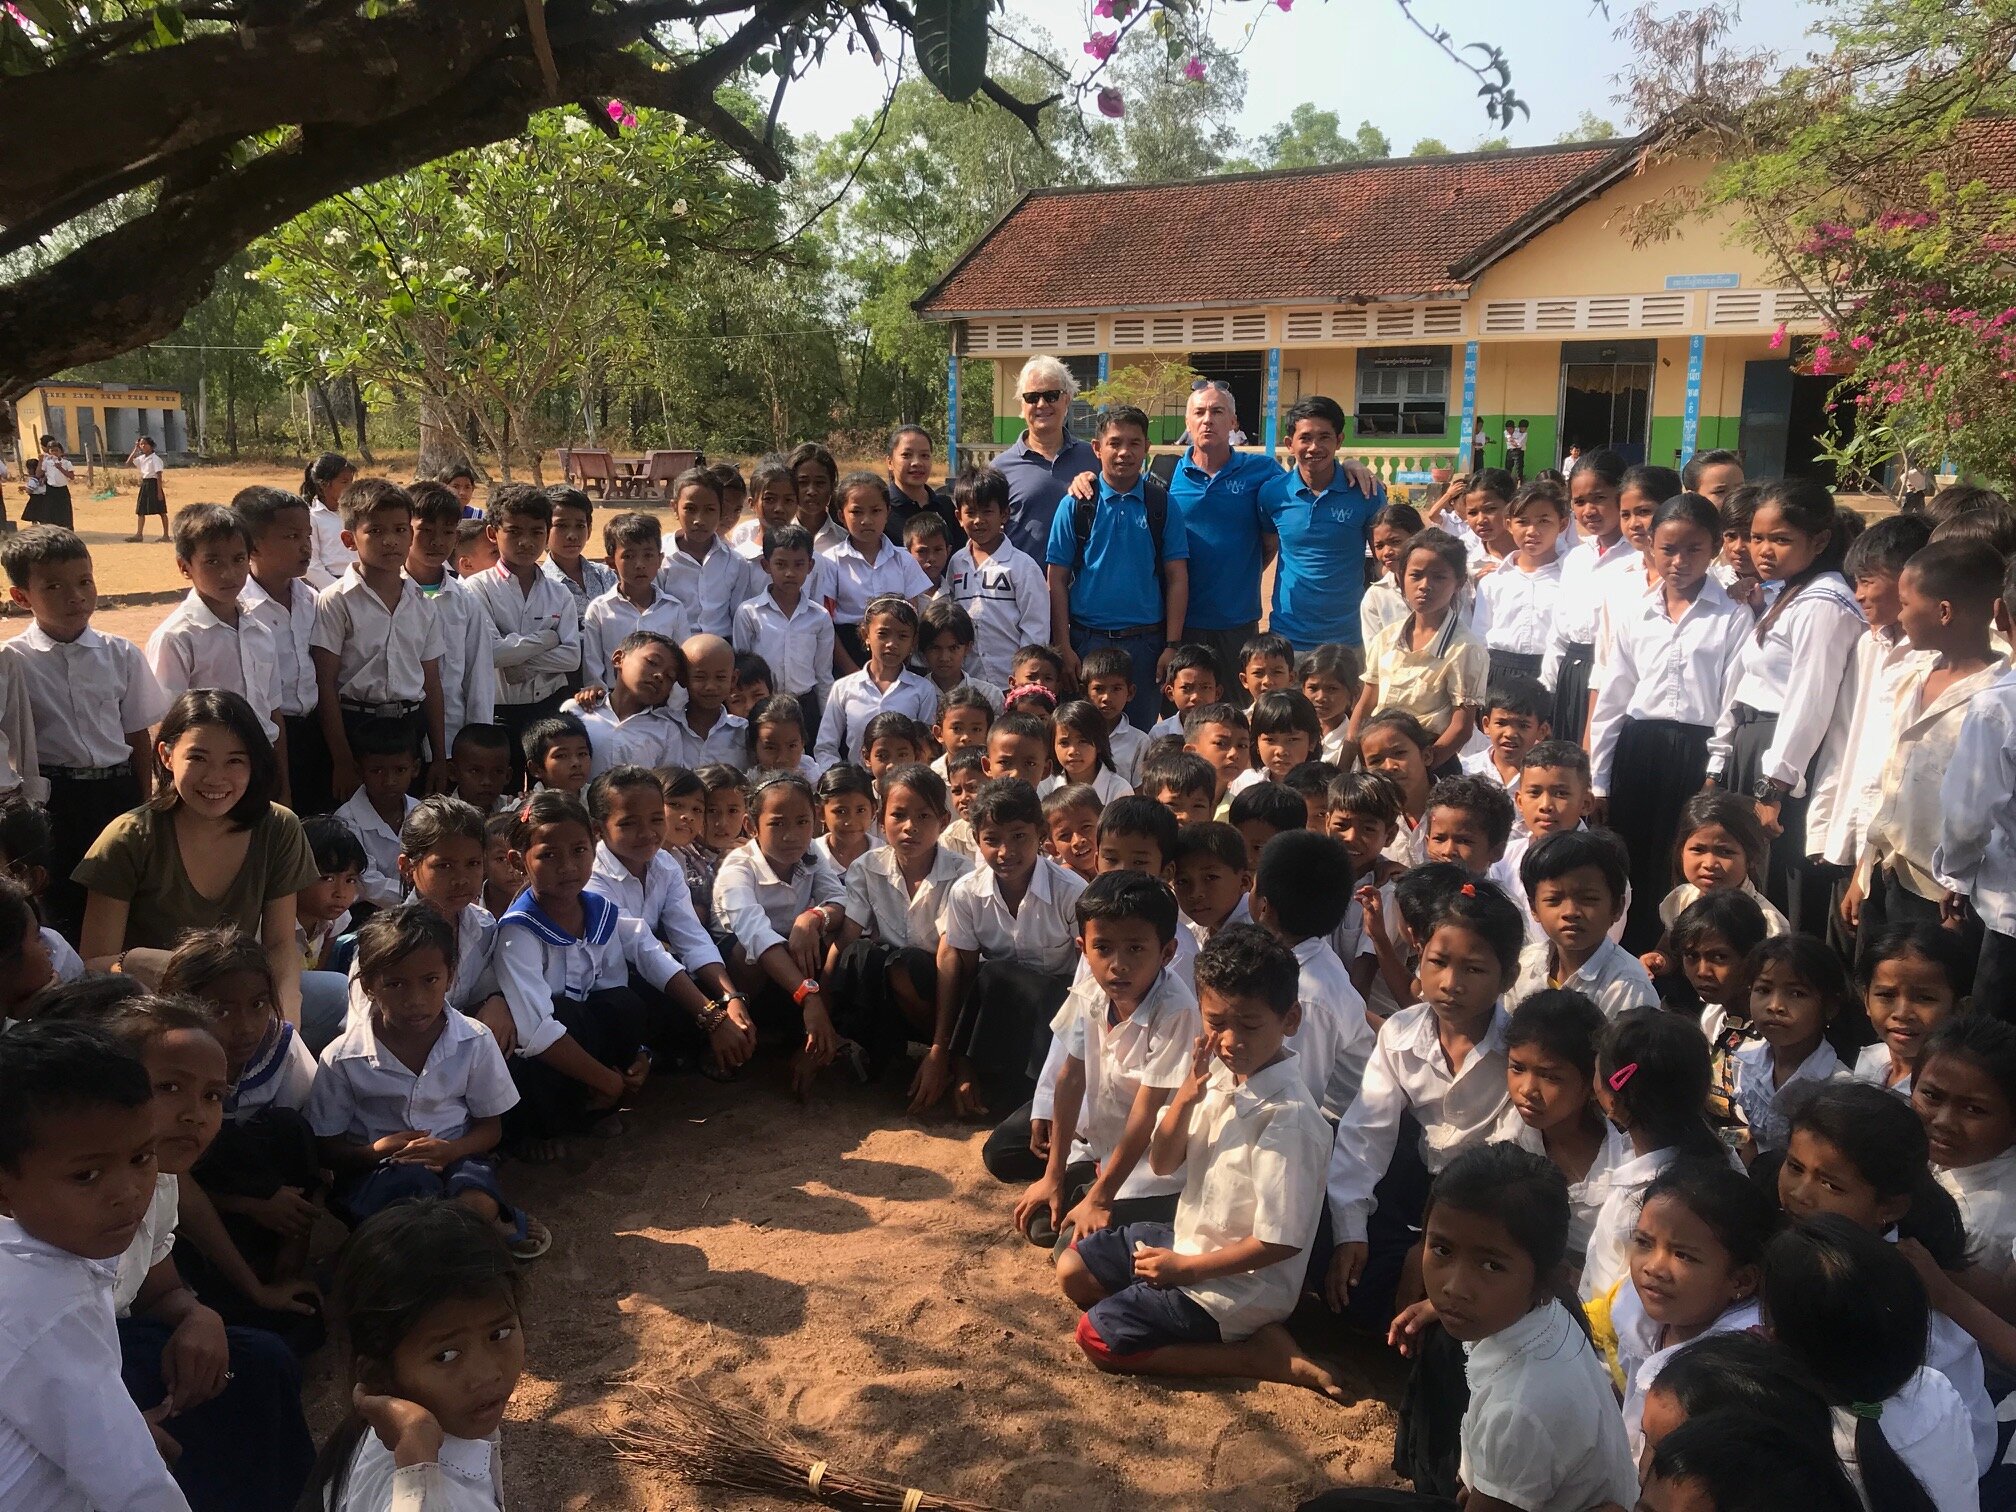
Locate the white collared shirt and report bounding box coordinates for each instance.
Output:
[145,588,283,741]
[1588,576,1752,795]
[1359,576,1406,651]
[663,707,747,771]
[1732,1037,1845,1154]
[305,501,355,590]
[241,575,319,719]
[1542,533,1638,687]
[307,1005,518,1143]
[1471,555,1563,656]
[1614,1285,1761,1458]
[1051,969,1201,1199]
[413,575,497,747]
[1289,936,1373,1118]
[1037,767,1134,806]
[1810,625,1930,866]
[491,890,682,1057]
[732,589,834,699]
[1831,1368,1979,1512]
[539,554,615,613]
[1852,1041,1913,1099]
[333,1428,503,1512]
[590,844,722,975]
[841,842,971,950]
[814,666,938,767]
[1657,881,1789,936]
[1511,1119,1631,1269]
[0,1218,189,1512]
[1108,721,1151,787]
[4,623,168,772]
[1937,1148,2016,1288]
[939,854,1086,977]
[345,903,499,1025]
[818,536,933,623]
[311,567,447,707]
[1936,667,2016,934]
[1711,573,1865,796]
[1579,1144,1679,1303]
[657,535,760,638]
[1511,935,1658,1019]
[226,1018,317,1121]
[465,565,580,706]
[577,701,680,778]
[581,584,692,690]
[1183,893,1252,956]
[945,538,1050,687]
[1163,1052,1331,1340]
[336,789,415,907]
[1866,656,2010,901]
[1459,1299,1640,1512]
[712,841,846,960]
[1326,1001,1518,1243]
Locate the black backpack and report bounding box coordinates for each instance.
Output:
[1071,475,1170,586]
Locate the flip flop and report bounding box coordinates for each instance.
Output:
[508,1214,552,1261]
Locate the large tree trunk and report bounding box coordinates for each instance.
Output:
[349,375,375,465]
[416,391,469,479]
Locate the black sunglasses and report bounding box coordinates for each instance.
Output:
[1021,389,1063,405]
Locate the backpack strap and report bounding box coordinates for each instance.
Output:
[1071,477,1170,591]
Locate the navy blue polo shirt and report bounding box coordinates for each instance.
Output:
[998,429,1101,560]
[1170,447,1285,630]
[1260,464,1381,649]
[1045,477,1189,631]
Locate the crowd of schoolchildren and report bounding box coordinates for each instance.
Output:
[6,400,2016,1512]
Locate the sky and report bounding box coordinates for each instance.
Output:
[774,0,1825,153]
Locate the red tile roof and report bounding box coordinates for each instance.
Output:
[915,139,1632,317]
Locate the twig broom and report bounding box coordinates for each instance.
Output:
[609,1380,1009,1512]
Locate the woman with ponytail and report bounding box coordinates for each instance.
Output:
[1763,1215,1975,1512]
[300,451,356,590]
[1706,479,1863,932]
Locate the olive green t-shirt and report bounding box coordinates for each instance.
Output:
[73,803,320,950]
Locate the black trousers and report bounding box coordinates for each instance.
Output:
[1608,718,1712,955]
[827,937,936,1075]
[495,691,567,787]
[1860,868,1983,976]
[1180,623,1259,709]
[44,767,141,940]
[504,987,648,1141]
[950,958,1074,1109]
[1978,929,2016,1023]
[282,712,333,815]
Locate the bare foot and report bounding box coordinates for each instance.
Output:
[516,1137,567,1164]
[1251,1323,1356,1403]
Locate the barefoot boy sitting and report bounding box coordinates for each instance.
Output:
[1059,923,1340,1395]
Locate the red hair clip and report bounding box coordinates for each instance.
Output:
[1607,1062,1639,1092]
[1459,882,1476,897]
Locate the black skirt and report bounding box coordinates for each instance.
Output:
[1487,648,1544,686]
[1721,707,1825,932]
[1608,717,1711,953]
[24,483,72,528]
[1552,641,1595,745]
[136,477,165,515]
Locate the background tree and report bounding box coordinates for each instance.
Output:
[1093,36,1250,181]
[1254,104,1392,168]
[1557,110,1619,143]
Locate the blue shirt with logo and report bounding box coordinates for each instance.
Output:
[1169,447,1285,631]
[1045,476,1189,632]
[1260,465,1382,649]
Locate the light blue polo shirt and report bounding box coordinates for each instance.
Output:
[1260,464,1382,650]
[1045,476,1189,632]
[1170,447,1285,630]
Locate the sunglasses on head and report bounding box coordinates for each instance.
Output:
[1021,389,1063,405]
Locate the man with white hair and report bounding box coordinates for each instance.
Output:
[997,356,1100,560]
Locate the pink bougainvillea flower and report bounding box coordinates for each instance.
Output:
[1096,86,1125,118]
[1183,55,1206,80]
[605,99,637,129]
[1277,0,1293,11]
[1769,322,1787,351]
[1083,30,1118,60]
[1093,0,1114,15]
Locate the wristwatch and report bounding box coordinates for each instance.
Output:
[1750,776,1790,804]
[792,978,822,1005]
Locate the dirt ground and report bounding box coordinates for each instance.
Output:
[315,1064,1408,1512]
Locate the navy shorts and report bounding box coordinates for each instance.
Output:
[338,1154,510,1224]
[1072,1222,1223,1362]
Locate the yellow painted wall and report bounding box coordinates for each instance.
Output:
[1471,157,1777,303]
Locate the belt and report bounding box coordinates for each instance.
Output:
[341,698,421,718]
[1085,624,1163,640]
[40,763,130,780]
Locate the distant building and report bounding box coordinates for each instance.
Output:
[915,122,2016,485]
[13,383,189,461]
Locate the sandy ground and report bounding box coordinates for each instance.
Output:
[307,1064,1408,1511]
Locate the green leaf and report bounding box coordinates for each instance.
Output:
[912,0,989,102]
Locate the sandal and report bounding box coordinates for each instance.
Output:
[508,1213,552,1262]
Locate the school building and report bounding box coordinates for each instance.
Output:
[12,382,190,461]
[915,123,2016,486]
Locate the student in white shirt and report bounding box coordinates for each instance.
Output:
[580,512,692,691]
[1510,830,1657,1019]
[1587,493,1752,952]
[662,634,747,771]
[405,479,498,764]
[145,502,286,754]
[1707,480,1866,934]
[538,487,616,614]
[1013,872,1200,1249]
[239,487,335,813]
[732,522,833,733]
[1939,654,2016,1011]
[333,721,420,907]
[1059,925,1339,1396]
[657,468,761,638]
[1249,829,1373,1118]
[575,631,683,778]
[1542,448,1635,744]
[946,467,1049,688]
[1471,482,1566,687]
[819,474,934,671]
[300,451,357,590]
[304,1199,523,1512]
[1358,502,1422,652]
[712,771,848,1096]
[824,762,970,1079]
[0,1023,191,1512]
[466,486,581,776]
[815,596,938,769]
[1730,936,1850,1158]
[1325,881,1526,1326]
[1,526,168,938]
[1918,1016,2016,1294]
[125,434,171,543]
[1764,1215,1982,1512]
[1387,1143,1640,1511]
